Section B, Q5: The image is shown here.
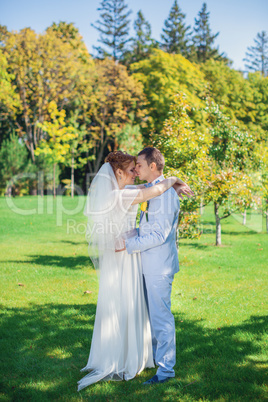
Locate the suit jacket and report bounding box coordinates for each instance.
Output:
[125,175,180,276]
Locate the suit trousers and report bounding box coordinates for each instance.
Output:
[143,273,176,378]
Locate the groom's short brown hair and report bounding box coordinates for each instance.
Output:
[138,147,165,172]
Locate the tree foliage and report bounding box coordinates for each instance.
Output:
[86,58,146,172]
[0,49,20,116]
[191,2,223,63]
[131,49,207,136]
[204,103,255,245]
[0,49,21,147]
[152,92,256,243]
[1,27,91,162]
[202,59,268,146]
[161,0,191,56]
[0,132,29,196]
[123,10,157,65]
[152,92,211,238]
[92,0,132,60]
[244,31,268,77]
[35,101,81,197]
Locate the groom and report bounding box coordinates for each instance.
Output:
[124,147,188,385]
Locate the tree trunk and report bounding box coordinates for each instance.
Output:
[71,153,74,198]
[53,163,56,198]
[200,198,204,215]
[214,202,221,246]
[243,209,246,225]
[30,140,35,163]
[7,185,12,198]
[38,171,44,197]
[266,199,268,233]
[93,138,108,173]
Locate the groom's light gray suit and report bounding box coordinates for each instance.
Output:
[125,175,180,378]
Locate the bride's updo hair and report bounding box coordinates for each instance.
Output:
[105,151,136,175]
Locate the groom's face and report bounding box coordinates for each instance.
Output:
[135,155,151,181]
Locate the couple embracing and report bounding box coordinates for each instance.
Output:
[77,147,193,391]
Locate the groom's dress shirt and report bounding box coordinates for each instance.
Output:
[125,175,180,276]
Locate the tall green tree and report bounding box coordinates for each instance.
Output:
[92,0,132,60]
[131,49,207,137]
[202,59,268,145]
[161,0,191,56]
[204,103,255,245]
[244,31,268,77]
[247,71,268,136]
[124,10,157,64]
[0,132,29,197]
[191,2,223,63]
[152,92,211,238]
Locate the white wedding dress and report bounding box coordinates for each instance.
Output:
[77,163,154,391]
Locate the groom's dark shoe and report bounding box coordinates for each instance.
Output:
[143,375,171,385]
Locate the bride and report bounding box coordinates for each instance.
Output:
[77,151,185,391]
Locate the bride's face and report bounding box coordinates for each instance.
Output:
[120,161,137,186]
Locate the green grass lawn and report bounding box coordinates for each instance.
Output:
[0,196,267,401]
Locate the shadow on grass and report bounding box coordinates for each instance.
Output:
[53,240,87,246]
[181,229,264,251]
[173,313,267,401]
[201,218,262,236]
[0,303,96,401]
[180,242,212,250]
[5,255,94,270]
[0,303,266,401]
[220,230,262,236]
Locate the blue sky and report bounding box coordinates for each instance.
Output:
[0,0,267,70]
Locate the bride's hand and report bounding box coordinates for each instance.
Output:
[173,183,194,200]
[115,240,126,252]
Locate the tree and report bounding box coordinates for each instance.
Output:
[47,21,91,64]
[92,0,132,60]
[61,110,89,198]
[152,92,212,238]
[0,49,20,117]
[152,92,256,245]
[244,31,268,77]
[253,142,268,232]
[192,3,223,63]
[0,132,29,197]
[86,58,146,173]
[161,0,191,56]
[116,115,144,155]
[201,60,268,147]
[0,49,21,148]
[35,101,80,198]
[123,10,157,64]
[1,27,90,162]
[201,59,255,122]
[206,168,253,245]
[204,103,255,245]
[131,49,207,136]
[247,72,268,134]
